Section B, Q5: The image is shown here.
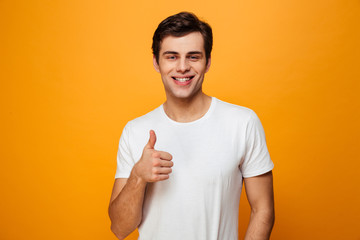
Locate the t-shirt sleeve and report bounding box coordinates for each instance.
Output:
[240,110,274,178]
[115,122,135,179]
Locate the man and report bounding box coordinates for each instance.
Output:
[109,12,274,240]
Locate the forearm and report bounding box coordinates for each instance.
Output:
[244,209,275,240]
[108,170,147,240]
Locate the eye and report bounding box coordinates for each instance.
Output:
[188,55,201,61]
[166,55,177,60]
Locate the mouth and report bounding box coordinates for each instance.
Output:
[171,76,194,83]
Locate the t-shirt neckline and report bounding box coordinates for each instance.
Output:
[160,97,217,125]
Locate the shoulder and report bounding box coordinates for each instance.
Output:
[213,97,258,122]
[124,105,163,134]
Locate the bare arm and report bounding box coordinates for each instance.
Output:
[108,130,173,240]
[243,171,275,240]
[108,174,147,239]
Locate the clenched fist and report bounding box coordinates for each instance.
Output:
[132,130,173,183]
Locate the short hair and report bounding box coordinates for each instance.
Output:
[152,12,213,64]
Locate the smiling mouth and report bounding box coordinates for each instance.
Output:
[172,76,194,82]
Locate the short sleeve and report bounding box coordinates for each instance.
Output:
[115,122,135,179]
[240,111,274,178]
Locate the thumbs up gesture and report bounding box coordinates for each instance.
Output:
[133,130,173,183]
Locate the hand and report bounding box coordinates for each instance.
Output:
[133,130,173,183]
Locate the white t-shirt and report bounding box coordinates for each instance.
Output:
[115,97,274,240]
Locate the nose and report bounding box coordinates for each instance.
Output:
[176,58,190,73]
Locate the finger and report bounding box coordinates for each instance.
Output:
[159,159,174,167]
[155,174,170,181]
[158,151,172,160]
[153,167,172,174]
[145,130,157,150]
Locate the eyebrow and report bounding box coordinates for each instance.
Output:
[163,51,178,55]
[162,51,203,55]
[187,51,203,55]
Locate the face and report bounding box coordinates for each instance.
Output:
[153,32,211,101]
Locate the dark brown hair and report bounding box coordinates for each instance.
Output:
[152,12,213,64]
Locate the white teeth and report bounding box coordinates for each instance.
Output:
[175,77,191,82]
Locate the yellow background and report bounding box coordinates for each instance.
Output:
[1,0,359,239]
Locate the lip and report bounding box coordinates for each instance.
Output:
[172,75,194,79]
[172,75,194,86]
[174,78,192,86]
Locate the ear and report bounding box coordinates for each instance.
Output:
[153,55,160,73]
[205,57,211,73]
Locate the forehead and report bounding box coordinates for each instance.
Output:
[160,32,205,54]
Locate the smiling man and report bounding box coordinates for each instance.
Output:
[108,12,275,240]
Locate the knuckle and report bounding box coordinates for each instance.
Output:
[152,152,160,158]
[152,159,160,167]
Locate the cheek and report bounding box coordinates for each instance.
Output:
[191,61,207,71]
[159,63,175,73]
[194,65,207,74]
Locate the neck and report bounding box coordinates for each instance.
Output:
[163,92,212,123]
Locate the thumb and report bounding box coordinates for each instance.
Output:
[145,130,157,149]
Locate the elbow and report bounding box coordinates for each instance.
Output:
[110,221,139,240]
[108,206,127,239]
[108,205,141,239]
[110,223,126,240]
[252,208,275,227]
[264,209,275,228]
[268,210,275,228]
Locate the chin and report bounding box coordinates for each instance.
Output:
[171,90,201,100]
[172,94,191,99]
[165,84,202,100]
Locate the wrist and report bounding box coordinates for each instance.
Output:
[130,164,148,187]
